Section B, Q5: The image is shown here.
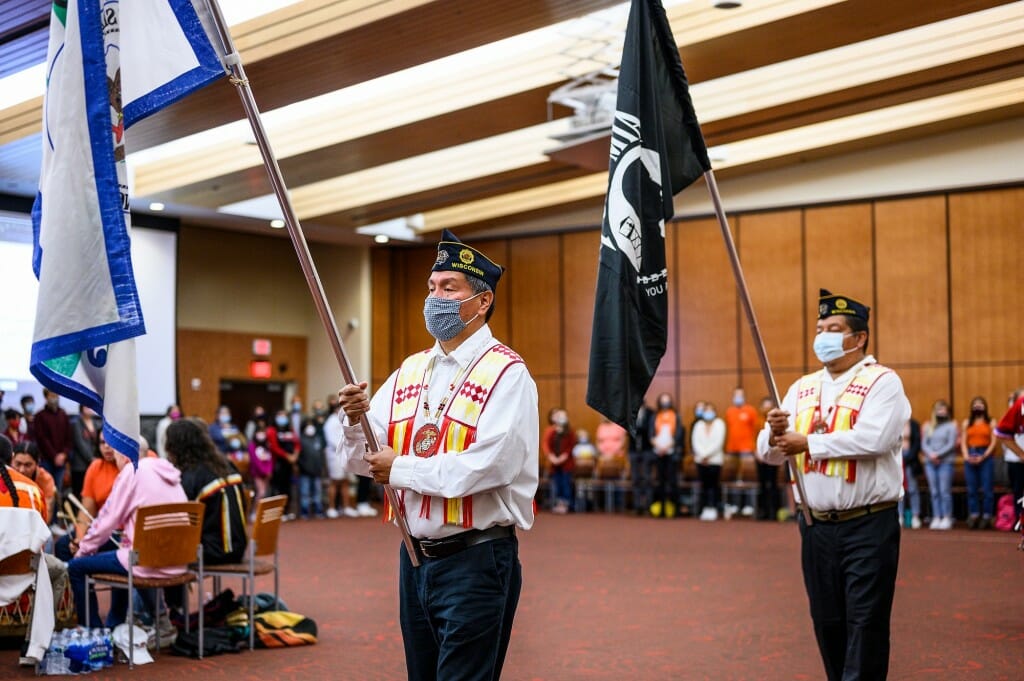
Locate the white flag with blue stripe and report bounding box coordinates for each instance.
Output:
[32,0,224,463]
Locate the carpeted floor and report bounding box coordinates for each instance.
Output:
[4,512,1022,680]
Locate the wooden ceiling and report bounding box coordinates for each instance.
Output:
[0,0,1021,243]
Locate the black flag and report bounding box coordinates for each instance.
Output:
[586,0,711,435]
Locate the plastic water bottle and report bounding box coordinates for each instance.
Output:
[102,627,115,667]
[68,629,90,674]
[88,628,107,671]
[51,630,70,675]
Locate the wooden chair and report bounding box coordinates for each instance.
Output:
[85,502,205,668]
[204,494,287,649]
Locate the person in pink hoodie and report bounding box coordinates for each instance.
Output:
[67,443,187,628]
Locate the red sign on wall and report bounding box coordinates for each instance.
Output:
[249,360,273,379]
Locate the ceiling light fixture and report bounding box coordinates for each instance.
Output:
[269,219,285,229]
[148,202,165,212]
[374,234,390,244]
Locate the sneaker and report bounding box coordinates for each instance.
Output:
[967,514,979,529]
[146,615,178,650]
[941,517,954,530]
[664,501,676,518]
[699,507,717,521]
[928,517,940,530]
[980,515,992,530]
[911,515,922,529]
[649,501,662,518]
[741,505,755,517]
[356,503,378,518]
[325,508,340,519]
[723,505,736,520]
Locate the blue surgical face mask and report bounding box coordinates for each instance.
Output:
[275,416,289,428]
[423,291,483,342]
[813,331,856,364]
[703,411,716,421]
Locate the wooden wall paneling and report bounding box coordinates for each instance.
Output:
[660,220,681,375]
[736,210,805,375]
[949,188,1024,363]
[952,365,1024,423]
[676,372,738,424]
[892,366,956,423]
[481,239,511,343]
[676,217,739,374]
[506,235,563,379]
[560,229,601,378]
[177,329,307,421]
[740,368,805,407]
[395,246,436,361]
[873,196,949,366]
[563,377,602,440]
[803,203,874,367]
[370,248,394,388]
[644,373,680,412]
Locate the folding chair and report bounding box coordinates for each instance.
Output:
[204,494,287,649]
[85,502,205,668]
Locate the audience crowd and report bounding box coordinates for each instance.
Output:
[541,387,1024,530]
[2,381,1023,667]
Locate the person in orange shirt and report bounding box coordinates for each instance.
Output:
[0,434,48,522]
[960,396,998,529]
[724,387,759,517]
[54,428,121,561]
[10,442,56,524]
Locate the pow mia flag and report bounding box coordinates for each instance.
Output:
[586,0,711,435]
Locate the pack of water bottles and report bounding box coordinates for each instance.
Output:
[41,626,115,675]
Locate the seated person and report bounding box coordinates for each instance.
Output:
[11,442,57,524]
[67,447,187,628]
[0,435,48,522]
[0,434,63,665]
[595,420,629,480]
[166,418,248,565]
[572,429,597,478]
[55,428,121,561]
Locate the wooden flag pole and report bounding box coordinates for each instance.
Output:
[701,169,814,525]
[202,0,420,565]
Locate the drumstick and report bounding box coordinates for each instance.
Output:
[67,492,121,549]
[66,492,94,522]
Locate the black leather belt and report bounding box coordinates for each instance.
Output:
[414,525,515,560]
[805,501,898,523]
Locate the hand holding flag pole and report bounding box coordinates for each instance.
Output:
[200,0,419,566]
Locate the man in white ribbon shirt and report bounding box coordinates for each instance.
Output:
[337,229,538,681]
[757,289,910,681]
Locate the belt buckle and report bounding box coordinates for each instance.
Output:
[827,511,840,522]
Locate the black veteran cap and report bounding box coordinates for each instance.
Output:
[433,229,503,291]
[818,288,869,322]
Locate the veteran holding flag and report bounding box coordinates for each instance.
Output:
[757,289,911,681]
[336,230,538,681]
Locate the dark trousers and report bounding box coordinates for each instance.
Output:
[399,535,521,681]
[356,474,373,503]
[651,455,679,509]
[271,458,293,508]
[799,507,900,681]
[629,451,649,511]
[697,463,721,511]
[1008,461,1024,520]
[757,461,780,520]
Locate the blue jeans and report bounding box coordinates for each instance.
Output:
[551,470,573,506]
[899,463,921,519]
[298,474,323,517]
[924,458,954,519]
[963,448,994,517]
[399,536,521,681]
[68,551,129,628]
